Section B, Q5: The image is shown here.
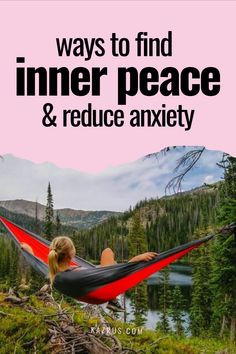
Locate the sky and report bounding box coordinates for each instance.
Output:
[1,3,236,173]
[0,147,224,211]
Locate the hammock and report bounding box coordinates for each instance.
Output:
[0,215,228,305]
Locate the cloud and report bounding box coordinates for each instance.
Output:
[203,175,217,184]
[0,148,224,211]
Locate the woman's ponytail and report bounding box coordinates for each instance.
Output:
[48,236,76,284]
[48,249,59,284]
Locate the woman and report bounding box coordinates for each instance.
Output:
[22,236,157,312]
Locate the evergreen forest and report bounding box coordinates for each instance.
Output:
[0,154,235,353]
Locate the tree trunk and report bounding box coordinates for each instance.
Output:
[220,315,227,338]
[220,294,228,338]
[230,317,236,342]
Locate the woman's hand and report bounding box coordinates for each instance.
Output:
[129,252,158,263]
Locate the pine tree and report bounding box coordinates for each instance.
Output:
[128,211,147,257]
[156,267,171,333]
[128,212,148,326]
[73,232,86,259]
[8,241,21,288]
[211,155,236,342]
[211,233,236,340]
[218,155,236,224]
[0,238,10,284]
[44,182,54,240]
[35,199,40,234]
[190,240,212,336]
[130,283,148,326]
[170,285,185,335]
[55,212,61,236]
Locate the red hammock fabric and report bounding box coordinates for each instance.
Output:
[0,216,82,267]
[0,215,213,304]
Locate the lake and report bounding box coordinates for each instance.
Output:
[121,264,192,330]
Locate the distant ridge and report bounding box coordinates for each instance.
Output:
[159,182,221,200]
[0,199,120,230]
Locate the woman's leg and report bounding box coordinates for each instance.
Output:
[21,243,34,255]
[100,248,125,312]
[100,248,117,266]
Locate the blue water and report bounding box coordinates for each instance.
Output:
[122,264,192,330]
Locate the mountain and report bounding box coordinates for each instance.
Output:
[75,184,220,263]
[0,199,120,229]
[0,206,77,236]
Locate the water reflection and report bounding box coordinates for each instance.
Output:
[123,264,192,330]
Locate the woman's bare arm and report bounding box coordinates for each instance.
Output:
[128,252,158,263]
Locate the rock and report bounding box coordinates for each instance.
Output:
[39,283,51,293]
[64,325,76,334]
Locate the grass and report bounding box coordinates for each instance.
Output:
[0,293,235,354]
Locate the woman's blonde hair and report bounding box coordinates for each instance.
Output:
[48,236,76,283]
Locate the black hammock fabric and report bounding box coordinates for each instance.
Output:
[0,215,214,304]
